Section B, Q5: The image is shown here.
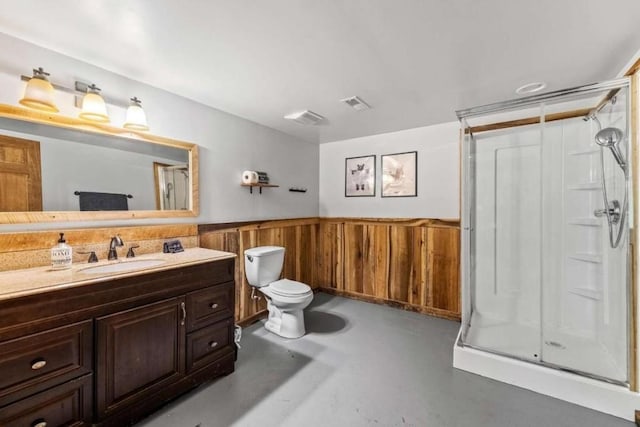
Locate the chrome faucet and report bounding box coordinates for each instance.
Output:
[108,235,124,260]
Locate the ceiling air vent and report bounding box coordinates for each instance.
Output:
[284,110,325,125]
[340,96,371,111]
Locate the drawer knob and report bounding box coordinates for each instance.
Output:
[32,419,47,427]
[31,359,47,370]
[210,303,219,309]
[209,341,218,348]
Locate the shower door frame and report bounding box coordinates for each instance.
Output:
[457,77,637,389]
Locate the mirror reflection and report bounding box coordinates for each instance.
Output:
[0,111,194,215]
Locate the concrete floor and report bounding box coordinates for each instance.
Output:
[137,293,633,427]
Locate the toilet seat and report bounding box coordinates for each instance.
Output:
[269,279,311,297]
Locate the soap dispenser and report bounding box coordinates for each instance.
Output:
[51,232,73,270]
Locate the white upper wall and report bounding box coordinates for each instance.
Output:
[0,33,319,231]
[319,122,460,219]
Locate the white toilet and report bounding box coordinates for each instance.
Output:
[244,246,313,338]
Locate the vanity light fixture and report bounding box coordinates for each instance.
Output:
[18,68,150,128]
[79,84,110,122]
[123,97,149,131]
[19,67,59,112]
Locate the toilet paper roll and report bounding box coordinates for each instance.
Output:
[242,170,259,184]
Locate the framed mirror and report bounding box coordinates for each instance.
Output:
[0,104,199,223]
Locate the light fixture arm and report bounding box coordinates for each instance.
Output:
[20,75,129,108]
[31,67,50,80]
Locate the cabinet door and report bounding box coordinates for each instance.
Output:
[95,297,185,419]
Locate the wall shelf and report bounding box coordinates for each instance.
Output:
[241,183,279,194]
[567,148,599,156]
[567,182,602,191]
[568,217,602,227]
[568,253,602,264]
[569,287,603,300]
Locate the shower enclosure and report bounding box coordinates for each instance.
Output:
[155,163,190,210]
[457,78,632,386]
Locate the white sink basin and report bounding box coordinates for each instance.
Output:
[80,259,166,275]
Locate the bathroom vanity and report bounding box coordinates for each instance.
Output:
[0,248,235,426]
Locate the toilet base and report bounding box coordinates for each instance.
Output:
[264,300,306,339]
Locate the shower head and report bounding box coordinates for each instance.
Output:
[595,127,626,170]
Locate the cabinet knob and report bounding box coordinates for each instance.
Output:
[209,303,219,309]
[31,419,47,427]
[209,341,218,348]
[31,359,47,370]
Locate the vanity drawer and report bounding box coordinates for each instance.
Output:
[185,282,234,331]
[186,318,233,374]
[0,373,92,427]
[0,320,93,407]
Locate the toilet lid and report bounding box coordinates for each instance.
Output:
[269,279,311,296]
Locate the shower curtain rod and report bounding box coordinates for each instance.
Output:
[463,108,593,135]
[456,78,629,120]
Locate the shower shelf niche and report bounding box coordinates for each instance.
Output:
[568,253,603,264]
[569,287,603,300]
[567,182,602,191]
[568,218,602,227]
[568,148,599,156]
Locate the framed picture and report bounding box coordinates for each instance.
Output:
[381,151,417,197]
[345,155,375,197]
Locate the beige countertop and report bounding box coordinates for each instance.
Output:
[0,247,236,301]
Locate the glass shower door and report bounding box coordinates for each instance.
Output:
[464,118,544,362]
[459,78,631,386]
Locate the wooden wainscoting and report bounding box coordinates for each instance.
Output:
[198,218,320,325]
[317,218,460,321]
[199,217,461,324]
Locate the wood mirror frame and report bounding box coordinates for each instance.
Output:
[0,104,199,223]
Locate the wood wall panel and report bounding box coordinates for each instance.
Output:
[0,224,198,253]
[0,224,199,272]
[296,224,317,287]
[199,217,460,324]
[427,227,460,313]
[388,226,428,307]
[317,218,460,321]
[343,224,365,294]
[317,222,343,290]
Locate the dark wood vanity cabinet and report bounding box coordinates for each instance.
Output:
[96,297,187,420]
[0,257,236,427]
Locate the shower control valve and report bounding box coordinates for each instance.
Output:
[594,200,620,224]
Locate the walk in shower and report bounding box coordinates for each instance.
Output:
[456,78,632,387]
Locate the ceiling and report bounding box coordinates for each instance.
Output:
[0,1,639,144]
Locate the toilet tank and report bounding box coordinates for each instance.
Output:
[244,246,285,287]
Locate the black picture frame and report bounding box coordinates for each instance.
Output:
[381,151,417,197]
[345,155,376,197]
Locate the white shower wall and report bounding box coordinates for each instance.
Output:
[467,111,628,382]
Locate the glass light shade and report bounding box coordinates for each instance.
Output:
[79,92,109,122]
[20,77,58,112]
[124,104,149,131]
